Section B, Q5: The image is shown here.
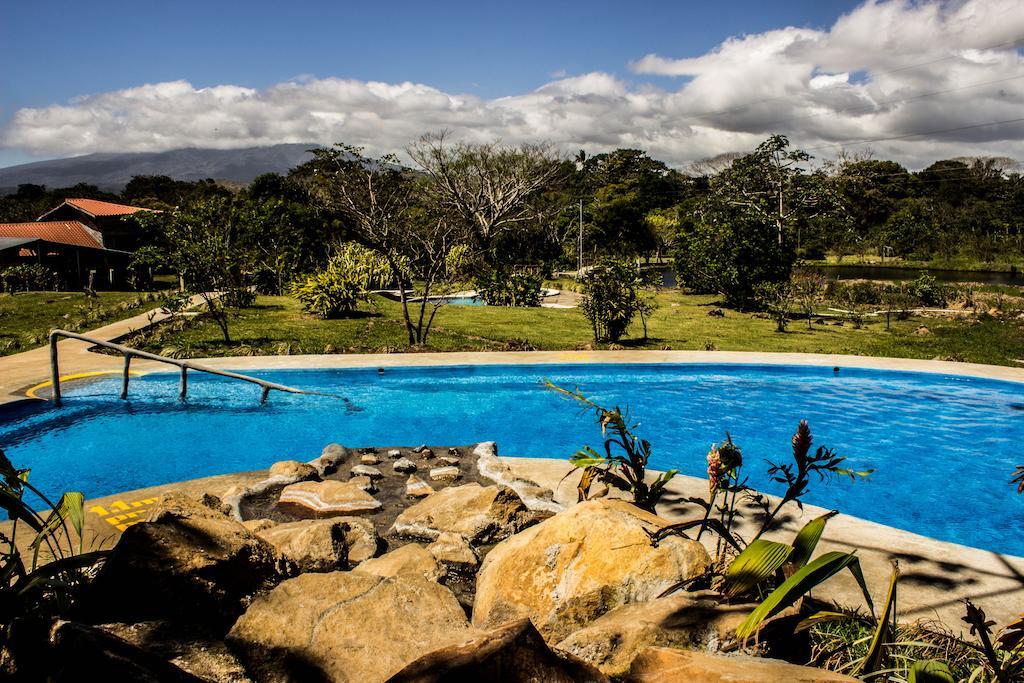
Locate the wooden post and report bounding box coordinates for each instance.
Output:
[49,332,61,407]
[120,354,132,400]
[179,365,188,400]
[260,386,270,404]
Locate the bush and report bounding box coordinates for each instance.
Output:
[1,264,59,294]
[580,258,647,342]
[907,271,952,307]
[221,288,257,308]
[475,268,542,307]
[289,243,391,319]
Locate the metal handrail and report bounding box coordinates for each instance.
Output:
[47,329,332,406]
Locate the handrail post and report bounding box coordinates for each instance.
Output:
[120,353,132,400]
[179,365,188,401]
[260,386,270,404]
[48,331,61,407]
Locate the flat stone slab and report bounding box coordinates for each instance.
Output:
[406,475,434,499]
[430,466,461,481]
[278,480,382,516]
[350,464,383,479]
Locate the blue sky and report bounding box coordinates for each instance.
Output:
[1,0,1021,170]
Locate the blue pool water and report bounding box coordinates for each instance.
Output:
[2,363,1023,555]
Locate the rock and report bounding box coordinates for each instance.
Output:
[472,499,711,643]
[439,456,460,466]
[257,517,379,572]
[356,543,444,582]
[394,457,418,473]
[311,443,349,476]
[227,572,473,682]
[361,453,381,465]
[624,647,859,682]
[473,442,562,513]
[45,620,205,682]
[241,518,277,533]
[351,464,384,479]
[447,447,460,456]
[99,620,252,683]
[555,591,752,677]
[278,480,382,516]
[914,325,931,335]
[412,445,428,453]
[77,494,287,632]
[426,532,478,573]
[429,466,460,482]
[391,483,538,544]
[390,618,608,683]
[350,474,377,493]
[388,449,402,459]
[268,459,318,482]
[419,448,436,460]
[406,475,434,498]
[707,308,725,317]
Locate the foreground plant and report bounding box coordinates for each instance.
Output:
[545,381,677,512]
[0,448,107,657]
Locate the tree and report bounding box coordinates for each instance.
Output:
[406,133,565,265]
[135,197,259,343]
[302,143,472,345]
[580,258,648,343]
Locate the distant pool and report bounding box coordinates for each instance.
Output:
[2,363,1023,555]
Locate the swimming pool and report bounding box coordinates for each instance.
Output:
[2,363,1023,555]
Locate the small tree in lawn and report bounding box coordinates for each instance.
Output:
[135,197,257,344]
[580,258,646,343]
[792,268,826,329]
[754,281,795,332]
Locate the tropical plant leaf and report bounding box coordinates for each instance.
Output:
[857,561,900,676]
[722,539,793,599]
[735,551,862,641]
[907,659,955,683]
[794,610,856,633]
[32,492,85,547]
[0,487,44,532]
[788,510,838,570]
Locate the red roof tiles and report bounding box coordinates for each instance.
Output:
[62,198,150,217]
[0,221,103,250]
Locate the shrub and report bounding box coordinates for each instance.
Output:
[221,288,257,308]
[289,243,391,319]
[475,268,542,307]
[1,264,59,294]
[579,258,646,343]
[753,281,794,332]
[907,271,953,307]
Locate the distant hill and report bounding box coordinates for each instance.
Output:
[0,143,320,192]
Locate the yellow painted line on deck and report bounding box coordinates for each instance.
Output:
[25,370,147,400]
[89,496,160,531]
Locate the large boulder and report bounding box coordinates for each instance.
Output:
[624,647,859,683]
[227,572,475,682]
[472,500,710,643]
[389,618,608,683]
[78,494,288,632]
[391,483,538,544]
[99,620,252,683]
[278,479,382,516]
[268,460,318,482]
[554,591,751,677]
[356,544,444,582]
[256,517,379,572]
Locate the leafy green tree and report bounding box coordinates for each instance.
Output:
[580,258,648,342]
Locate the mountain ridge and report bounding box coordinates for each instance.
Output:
[0,143,320,191]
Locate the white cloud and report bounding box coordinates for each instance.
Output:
[3,0,1023,170]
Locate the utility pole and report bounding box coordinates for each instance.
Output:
[577,198,584,275]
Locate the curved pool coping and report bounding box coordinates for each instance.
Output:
[106,349,1024,383]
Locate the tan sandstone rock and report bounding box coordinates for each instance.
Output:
[406,474,433,498]
[356,543,444,582]
[241,518,277,533]
[257,517,379,572]
[555,591,752,677]
[426,532,478,573]
[278,479,382,516]
[227,572,474,682]
[472,499,710,643]
[268,459,318,482]
[391,483,538,544]
[389,618,608,683]
[624,647,859,682]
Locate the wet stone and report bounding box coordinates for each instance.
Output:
[394,458,418,473]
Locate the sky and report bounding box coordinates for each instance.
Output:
[1,0,1022,171]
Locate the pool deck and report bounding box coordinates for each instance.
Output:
[21,457,1023,637]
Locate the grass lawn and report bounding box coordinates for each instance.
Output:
[0,291,158,356]
[126,291,1024,367]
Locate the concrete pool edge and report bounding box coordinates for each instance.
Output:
[63,456,1024,633]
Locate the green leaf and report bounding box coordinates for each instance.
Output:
[722,539,793,598]
[736,551,862,641]
[788,510,838,570]
[0,487,44,532]
[907,660,955,683]
[858,562,900,676]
